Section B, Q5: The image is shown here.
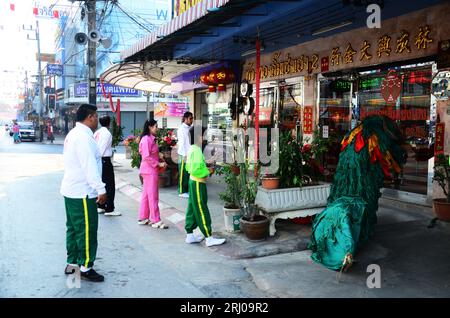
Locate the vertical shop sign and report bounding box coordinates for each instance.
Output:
[435,122,445,157]
[303,106,313,134]
[321,57,329,72]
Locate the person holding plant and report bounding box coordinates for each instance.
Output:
[138,119,168,229]
[177,112,193,198]
[184,125,226,246]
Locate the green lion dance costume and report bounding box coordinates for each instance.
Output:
[309,115,407,271]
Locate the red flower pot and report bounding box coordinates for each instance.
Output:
[261,177,280,190]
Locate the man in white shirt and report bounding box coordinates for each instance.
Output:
[177,111,193,198]
[60,104,107,282]
[94,115,121,216]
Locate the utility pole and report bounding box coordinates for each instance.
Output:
[25,20,45,140]
[86,0,97,106]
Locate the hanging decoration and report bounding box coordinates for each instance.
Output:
[381,70,402,104]
[100,77,121,125]
[200,67,236,93]
[200,71,216,92]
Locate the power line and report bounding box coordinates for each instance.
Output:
[113,2,153,33]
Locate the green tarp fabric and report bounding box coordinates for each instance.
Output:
[308,116,406,270]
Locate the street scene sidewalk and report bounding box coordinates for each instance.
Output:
[113,152,315,259]
[112,152,450,297]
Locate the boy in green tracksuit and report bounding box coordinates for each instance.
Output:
[184,126,226,247]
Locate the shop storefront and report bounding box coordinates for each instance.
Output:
[241,2,450,199]
[319,62,435,194]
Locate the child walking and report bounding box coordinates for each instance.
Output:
[184,126,226,247]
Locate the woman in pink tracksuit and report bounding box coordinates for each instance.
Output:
[138,119,168,229]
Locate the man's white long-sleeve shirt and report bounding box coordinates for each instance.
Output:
[177,122,191,157]
[60,122,106,199]
[94,126,113,157]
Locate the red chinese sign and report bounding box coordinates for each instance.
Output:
[435,122,445,157]
[303,106,313,134]
[321,57,329,73]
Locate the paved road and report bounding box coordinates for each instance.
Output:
[0,126,267,298]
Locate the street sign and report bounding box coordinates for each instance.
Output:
[37,53,55,63]
[47,64,63,76]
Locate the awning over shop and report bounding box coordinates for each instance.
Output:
[121,0,232,62]
[100,61,205,94]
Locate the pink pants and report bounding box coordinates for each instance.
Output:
[139,173,161,223]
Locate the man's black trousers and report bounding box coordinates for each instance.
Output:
[98,157,115,212]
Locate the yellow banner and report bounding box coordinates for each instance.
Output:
[174,0,205,16]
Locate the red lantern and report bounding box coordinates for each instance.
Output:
[200,71,217,92]
[215,67,235,92]
[200,72,210,85]
[208,69,219,85]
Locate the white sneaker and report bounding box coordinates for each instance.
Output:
[104,211,121,216]
[97,208,106,213]
[205,236,226,247]
[179,193,189,198]
[138,219,149,225]
[185,233,204,244]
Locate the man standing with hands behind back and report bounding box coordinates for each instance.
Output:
[60,104,107,282]
[94,115,121,216]
[177,111,193,198]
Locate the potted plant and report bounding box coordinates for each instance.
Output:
[261,167,280,190]
[254,129,331,236]
[216,164,243,232]
[432,153,450,221]
[238,162,270,241]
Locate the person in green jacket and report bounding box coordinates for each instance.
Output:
[184,126,226,247]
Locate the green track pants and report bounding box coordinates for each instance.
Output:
[64,196,98,268]
[185,179,212,237]
[178,157,190,194]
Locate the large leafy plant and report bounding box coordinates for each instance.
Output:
[278,129,329,188]
[216,164,241,209]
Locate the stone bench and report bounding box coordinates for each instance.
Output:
[254,184,331,236]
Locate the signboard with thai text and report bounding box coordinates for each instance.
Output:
[154,102,189,117]
[74,83,141,97]
[243,3,450,82]
[47,64,63,76]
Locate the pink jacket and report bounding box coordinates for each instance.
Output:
[139,134,160,175]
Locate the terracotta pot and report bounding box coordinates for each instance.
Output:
[240,215,269,241]
[433,198,450,222]
[261,177,280,190]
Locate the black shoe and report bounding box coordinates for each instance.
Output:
[80,268,105,282]
[64,264,79,275]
